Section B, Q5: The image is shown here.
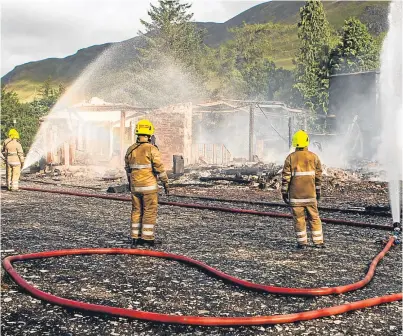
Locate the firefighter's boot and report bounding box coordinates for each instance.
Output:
[131,238,140,248]
[143,240,155,247]
[130,238,144,248]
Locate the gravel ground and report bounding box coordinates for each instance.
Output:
[1,179,402,336]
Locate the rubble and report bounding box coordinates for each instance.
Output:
[171,162,382,194]
[21,165,126,191]
[170,163,283,190]
[323,166,361,181]
[199,176,251,184]
[19,160,395,209]
[107,184,129,193]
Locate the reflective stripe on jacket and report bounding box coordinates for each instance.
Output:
[125,137,168,194]
[281,147,322,206]
[1,138,24,165]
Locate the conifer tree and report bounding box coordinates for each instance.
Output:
[129,0,207,106]
[329,17,380,74]
[293,0,331,114]
[139,0,204,72]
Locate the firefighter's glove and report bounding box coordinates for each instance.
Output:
[163,183,170,196]
[316,190,321,201]
[282,193,289,205]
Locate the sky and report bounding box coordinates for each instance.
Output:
[1,0,266,76]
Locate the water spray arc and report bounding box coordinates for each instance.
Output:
[23,37,205,171]
[23,46,119,169]
[379,0,403,224]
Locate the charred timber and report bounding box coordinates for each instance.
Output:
[199,176,251,184]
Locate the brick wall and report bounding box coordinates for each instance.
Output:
[147,103,192,170]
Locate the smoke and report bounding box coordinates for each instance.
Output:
[195,106,292,162]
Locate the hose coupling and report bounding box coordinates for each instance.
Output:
[392,222,401,245]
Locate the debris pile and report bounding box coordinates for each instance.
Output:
[169,162,283,190]
[18,160,392,208]
[322,166,361,190]
[20,165,126,190]
[171,161,383,194]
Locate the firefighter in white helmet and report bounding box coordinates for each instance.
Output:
[125,119,169,247]
[281,130,324,249]
[2,129,24,191]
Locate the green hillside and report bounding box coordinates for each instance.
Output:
[2,43,112,101]
[2,1,389,102]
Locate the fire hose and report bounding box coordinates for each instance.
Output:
[3,186,401,325]
[19,186,394,230]
[2,237,401,326]
[169,193,392,217]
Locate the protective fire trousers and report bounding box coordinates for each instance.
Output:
[291,204,323,245]
[131,193,158,241]
[6,163,21,191]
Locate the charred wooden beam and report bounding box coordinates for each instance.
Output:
[199,176,251,184]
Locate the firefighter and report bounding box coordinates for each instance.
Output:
[281,130,324,249]
[2,129,25,191]
[125,119,169,247]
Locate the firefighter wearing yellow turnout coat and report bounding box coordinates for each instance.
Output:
[281,130,324,249]
[2,129,25,191]
[125,120,169,247]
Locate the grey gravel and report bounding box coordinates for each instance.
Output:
[1,179,402,336]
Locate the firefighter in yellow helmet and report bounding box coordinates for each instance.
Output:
[281,130,324,249]
[125,119,169,247]
[2,129,25,191]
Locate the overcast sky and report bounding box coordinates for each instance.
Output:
[1,0,265,76]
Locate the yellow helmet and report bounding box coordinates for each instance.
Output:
[8,128,20,139]
[292,130,309,148]
[135,119,154,136]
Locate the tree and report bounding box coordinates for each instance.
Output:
[1,86,37,152]
[125,0,208,106]
[329,17,380,74]
[204,22,294,100]
[202,44,247,99]
[38,76,53,98]
[30,78,65,117]
[231,22,295,99]
[1,78,64,153]
[139,0,205,72]
[269,68,295,102]
[293,0,331,114]
[1,86,23,138]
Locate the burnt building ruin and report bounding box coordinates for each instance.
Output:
[328,70,380,161]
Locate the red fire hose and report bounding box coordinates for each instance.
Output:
[170,193,392,217]
[2,237,401,326]
[19,187,393,230]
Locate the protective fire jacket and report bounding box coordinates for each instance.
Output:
[281,147,322,206]
[125,137,168,194]
[1,138,24,166]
